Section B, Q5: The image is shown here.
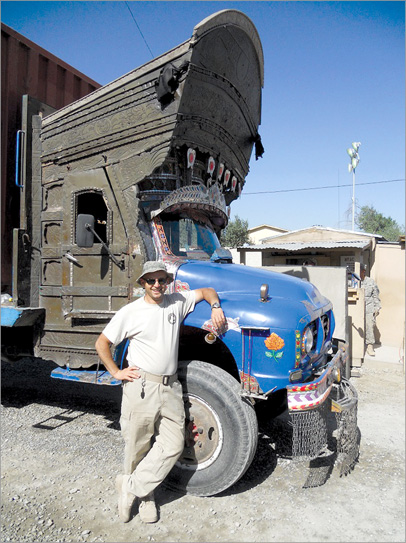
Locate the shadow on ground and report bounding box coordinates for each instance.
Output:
[1,357,122,427]
[2,356,360,502]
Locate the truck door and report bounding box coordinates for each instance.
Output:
[39,168,129,365]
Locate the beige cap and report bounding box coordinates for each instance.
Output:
[136,261,174,285]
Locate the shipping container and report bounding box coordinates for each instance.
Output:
[1,23,101,292]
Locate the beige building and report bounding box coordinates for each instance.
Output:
[236,226,405,365]
[241,226,383,274]
[248,224,288,244]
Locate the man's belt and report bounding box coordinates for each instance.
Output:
[139,370,178,386]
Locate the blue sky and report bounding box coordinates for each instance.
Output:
[2,1,405,233]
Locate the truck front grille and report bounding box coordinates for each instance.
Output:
[320,314,330,341]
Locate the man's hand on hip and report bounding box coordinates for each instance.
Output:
[115,366,141,382]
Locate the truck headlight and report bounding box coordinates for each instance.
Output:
[301,327,314,354]
[331,367,341,383]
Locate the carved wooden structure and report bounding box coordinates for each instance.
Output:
[12,10,264,367]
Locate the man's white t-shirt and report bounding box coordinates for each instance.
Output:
[102,291,196,376]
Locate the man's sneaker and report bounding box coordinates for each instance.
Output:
[367,344,375,356]
[138,491,158,523]
[115,474,135,523]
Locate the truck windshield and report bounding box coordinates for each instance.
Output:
[160,217,221,260]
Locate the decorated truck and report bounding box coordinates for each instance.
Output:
[1,10,358,496]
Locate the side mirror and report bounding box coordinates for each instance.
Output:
[76,214,95,247]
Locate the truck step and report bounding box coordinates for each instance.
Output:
[50,367,121,386]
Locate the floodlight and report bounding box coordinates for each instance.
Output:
[347,148,355,158]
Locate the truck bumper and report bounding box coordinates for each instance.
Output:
[286,344,349,412]
[286,344,359,477]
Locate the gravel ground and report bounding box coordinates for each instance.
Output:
[1,356,405,543]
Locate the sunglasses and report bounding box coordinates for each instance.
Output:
[144,277,167,286]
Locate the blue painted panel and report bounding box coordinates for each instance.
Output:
[1,307,23,327]
[1,306,45,327]
[50,368,121,386]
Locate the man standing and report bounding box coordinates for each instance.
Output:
[360,264,381,356]
[95,261,225,524]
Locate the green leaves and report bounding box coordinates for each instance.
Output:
[356,205,404,241]
[220,215,250,248]
[265,350,284,361]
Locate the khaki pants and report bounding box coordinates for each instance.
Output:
[120,377,185,499]
[365,312,376,346]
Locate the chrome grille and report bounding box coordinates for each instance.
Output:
[321,314,330,341]
[308,321,317,352]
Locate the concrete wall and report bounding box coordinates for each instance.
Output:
[373,243,405,349]
[228,248,240,263]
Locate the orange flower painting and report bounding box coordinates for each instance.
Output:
[264,332,285,361]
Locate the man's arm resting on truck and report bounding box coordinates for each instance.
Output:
[194,287,226,332]
[95,334,140,382]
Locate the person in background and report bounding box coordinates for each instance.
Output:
[360,264,381,356]
[95,260,226,524]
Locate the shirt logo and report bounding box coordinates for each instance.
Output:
[168,313,176,325]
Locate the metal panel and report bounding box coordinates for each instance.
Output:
[1,23,101,292]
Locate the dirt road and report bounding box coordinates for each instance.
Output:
[1,356,404,543]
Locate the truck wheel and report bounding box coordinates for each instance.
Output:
[165,360,258,497]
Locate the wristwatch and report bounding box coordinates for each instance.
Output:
[211,302,221,309]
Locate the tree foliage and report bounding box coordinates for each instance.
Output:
[356,205,404,241]
[221,215,250,248]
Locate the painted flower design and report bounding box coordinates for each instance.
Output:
[264,333,285,361]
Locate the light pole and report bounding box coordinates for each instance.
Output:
[347,142,361,230]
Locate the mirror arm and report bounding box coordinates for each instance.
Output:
[85,223,124,270]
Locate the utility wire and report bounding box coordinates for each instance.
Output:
[125,1,154,59]
[243,178,405,195]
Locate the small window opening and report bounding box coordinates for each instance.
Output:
[77,192,108,243]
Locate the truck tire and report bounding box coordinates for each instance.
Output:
[165,360,258,497]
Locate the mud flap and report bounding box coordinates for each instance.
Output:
[330,378,359,476]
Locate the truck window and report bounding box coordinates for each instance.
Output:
[160,216,221,259]
[76,192,108,244]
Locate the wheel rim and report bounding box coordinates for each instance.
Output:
[177,393,223,471]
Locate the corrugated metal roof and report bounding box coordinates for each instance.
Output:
[261,226,384,242]
[243,240,371,251]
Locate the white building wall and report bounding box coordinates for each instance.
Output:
[245,251,263,268]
